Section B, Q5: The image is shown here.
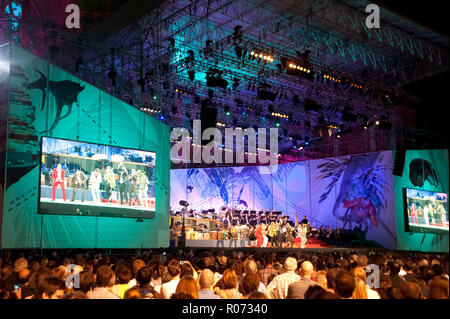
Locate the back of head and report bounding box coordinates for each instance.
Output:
[176,275,198,298]
[222,268,238,289]
[248,291,268,299]
[132,259,146,275]
[357,255,368,267]
[79,271,94,293]
[96,265,114,287]
[167,259,181,277]
[352,266,367,281]
[199,269,215,290]
[315,270,327,288]
[60,291,88,299]
[399,281,421,299]
[304,285,327,299]
[334,270,356,298]
[245,260,258,274]
[284,257,298,272]
[428,276,449,299]
[116,265,132,284]
[299,261,314,278]
[37,276,66,299]
[326,268,340,290]
[136,267,152,287]
[124,287,142,299]
[17,268,31,285]
[239,273,260,296]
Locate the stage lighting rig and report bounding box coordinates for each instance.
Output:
[249,51,274,63]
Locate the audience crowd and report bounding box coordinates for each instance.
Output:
[0,249,448,300]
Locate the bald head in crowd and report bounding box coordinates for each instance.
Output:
[245,260,258,274]
[299,261,315,279]
[199,269,215,290]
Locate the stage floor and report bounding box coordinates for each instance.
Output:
[182,238,328,249]
[39,199,155,219]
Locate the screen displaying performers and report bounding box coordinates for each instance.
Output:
[39,137,156,218]
[405,188,448,233]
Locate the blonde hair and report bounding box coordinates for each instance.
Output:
[352,278,368,299]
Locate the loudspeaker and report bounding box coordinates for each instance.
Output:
[393,145,406,176]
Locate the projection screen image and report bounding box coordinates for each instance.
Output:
[39,137,156,219]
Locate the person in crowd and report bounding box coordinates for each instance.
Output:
[124,287,142,299]
[197,269,221,299]
[86,266,120,299]
[131,266,160,299]
[427,276,449,299]
[33,276,66,299]
[112,265,132,299]
[334,270,356,299]
[161,259,181,299]
[214,268,242,299]
[174,275,199,299]
[266,257,300,299]
[287,261,319,299]
[244,259,266,294]
[239,273,261,299]
[352,266,380,299]
[259,254,278,287]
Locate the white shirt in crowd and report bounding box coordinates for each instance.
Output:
[160,278,180,299]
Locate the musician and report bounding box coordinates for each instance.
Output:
[285,222,294,248]
[297,224,307,249]
[117,162,128,205]
[71,170,87,202]
[300,216,311,244]
[255,223,267,247]
[89,168,102,203]
[104,166,116,203]
[274,221,284,248]
[51,163,67,201]
[268,222,277,247]
[127,168,141,206]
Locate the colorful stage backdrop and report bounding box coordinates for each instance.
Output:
[171,151,398,249]
[0,44,171,249]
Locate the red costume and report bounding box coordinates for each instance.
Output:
[255,225,264,247]
[52,167,67,201]
[410,205,417,224]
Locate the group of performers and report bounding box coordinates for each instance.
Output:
[171,207,315,248]
[47,161,150,207]
[408,201,448,226]
[253,215,311,248]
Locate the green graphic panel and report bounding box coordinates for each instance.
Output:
[394,149,449,252]
[1,44,170,249]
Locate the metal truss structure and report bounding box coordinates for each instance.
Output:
[1,0,448,161]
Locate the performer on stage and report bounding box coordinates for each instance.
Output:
[104,166,116,203]
[127,168,141,206]
[117,162,128,205]
[297,224,307,249]
[51,164,67,201]
[71,170,87,202]
[300,215,311,244]
[255,223,267,247]
[89,168,102,202]
[138,170,149,207]
[410,202,418,224]
[268,222,277,247]
[285,222,294,248]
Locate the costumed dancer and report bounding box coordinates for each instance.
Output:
[51,163,67,201]
[255,223,267,247]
